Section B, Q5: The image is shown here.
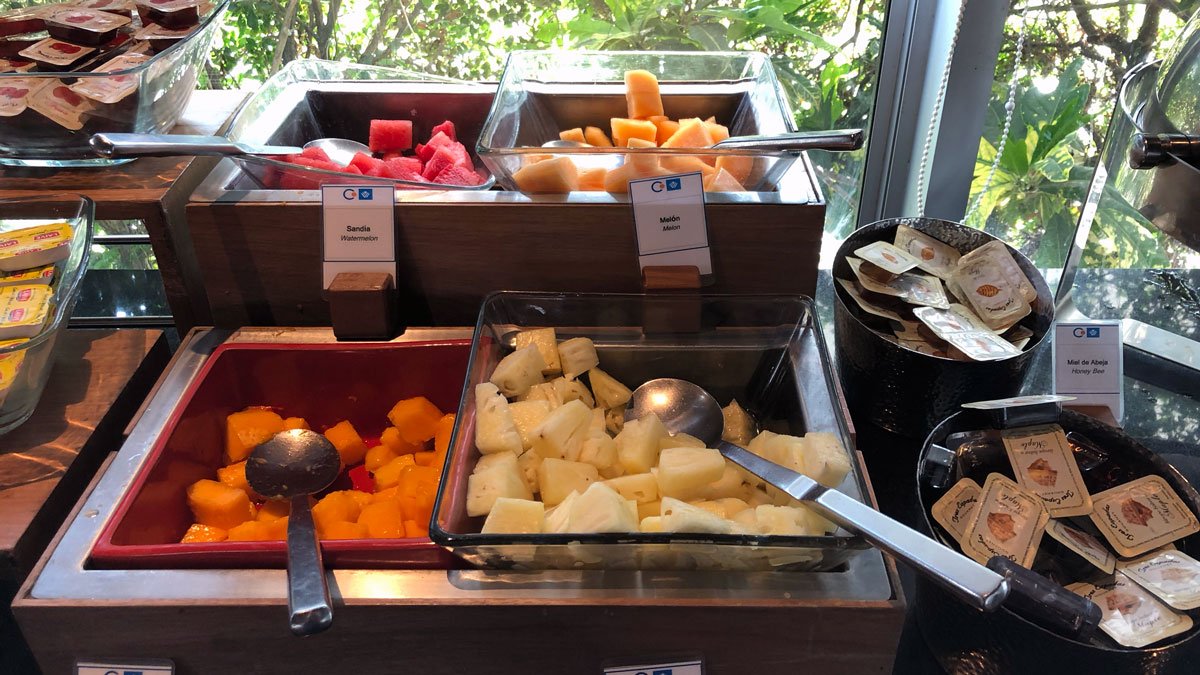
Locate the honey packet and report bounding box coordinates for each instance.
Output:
[0,221,73,271]
[848,257,950,309]
[837,278,905,323]
[913,306,1021,361]
[853,241,920,276]
[932,477,981,543]
[1089,475,1200,558]
[1045,520,1115,574]
[0,284,52,340]
[1001,424,1093,517]
[1067,572,1193,648]
[951,251,1032,332]
[894,224,961,278]
[1118,549,1200,610]
[961,472,1049,567]
[961,240,1038,305]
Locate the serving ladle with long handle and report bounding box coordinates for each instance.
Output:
[90,132,371,166]
[627,377,1010,613]
[245,429,343,636]
[542,128,864,152]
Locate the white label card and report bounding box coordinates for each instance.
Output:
[629,172,711,275]
[1053,320,1124,422]
[604,660,704,675]
[77,660,174,675]
[321,185,397,288]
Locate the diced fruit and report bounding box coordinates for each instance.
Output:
[715,155,754,184]
[578,167,608,191]
[611,117,657,148]
[430,119,456,142]
[422,142,472,180]
[324,419,369,466]
[387,396,443,444]
[603,472,659,503]
[651,117,681,146]
[802,432,852,488]
[358,500,405,538]
[606,406,627,435]
[380,426,422,455]
[660,497,736,534]
[490,345,547,398]
[282,416,310,430]
[568,482,639,532]
[662,118,714,148]
[368,119,414,153]
[466,453,532,516]
[626,137,659,172]
[364,444,399,473]
[693,497,750,519]
[516,449,543,492]
[657,447,726,500]
[512,156,580,193]
[225,408,284,462]
[699,465,746,500]
[474,382,524,455]
[704,118,730,143]
[559,127,586,144]
[732,508,758,531]
[513,328,561,375]
[557,337,599,380]
[417,131,454,162]
[349,151,385,175]
[216,461,254,497]
[396,464,439,523]
[404,520,429,538]
[637,499,661,520]
[373,454,417,490]
[584,126,613,147]
[414,451,436,466]
[616,413,669,474]
[299,146,332,163]
[551,377,594,409]
[660,155,716,177]
[481,497,546,534]
[508,400,552,450]
[226,520,274,542]
[602,161,671,193]
[383,156,425,182]
[519,382,562,408]
[578,433,621,479]
[323,521,368,540]
[721,399,754,445]
[476,450,520,475]
[288,157,343,173]
[187,479,255,530]
[257,499,290,522]
[624,70,664,119]
[313,490,364,534]
[433,413,456,468]
[538,457,599,507]
[180,523,227,543]
[754,504,828,536]
[659,432,706,450]
[530,399,591,460]
[640,516,663,532]
[543,491,578,533]
[702,167,745,192]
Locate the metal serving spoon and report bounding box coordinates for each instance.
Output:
[90,132,371,165]
[245,429,343,636]
[541,128,864,153]
[627,377,1010,613]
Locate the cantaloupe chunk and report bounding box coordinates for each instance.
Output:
[282,417,309,430]
[387,396,444,444]
[650,117,680,146]
[578,167,607,191]
[603,161,672,193]
[364,444,399,473]
[625,69,664,119]
[380,426,421,455]
[611,118,657,148]
[312,490,364,534]
[703,167,746,192]
[256,499,290,522]
[357,501,405,538]
[584,126,612,147]
[225,408,285,462]
[661,155,716,177]
[704,117,730,143]
[226,520,275,542]
[715,155,754,184]
[661,118,714,149]
[559,127,586,144]
[216,461,254,497]
[523,153,552,166]
[512,157,580,193]
[626,137,659,172]
[180,523,227,543]
[324,419,369,466]
[322,520,368,540]
[186,479,255,530]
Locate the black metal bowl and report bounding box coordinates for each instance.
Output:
[832,217,1054,438]
[914,409,1200,674]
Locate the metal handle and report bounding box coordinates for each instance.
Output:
[712,128,864,153]
[90,133,301,158]
[286,495,333,636]
[718,440,1009,612]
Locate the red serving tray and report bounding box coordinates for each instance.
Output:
[91,339,471,569]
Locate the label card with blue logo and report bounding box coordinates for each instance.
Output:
[1053,320,1124,422]
[629,172,711,275]
[76,659,174,675]
[320,185,396,288]
[603,659,704,675]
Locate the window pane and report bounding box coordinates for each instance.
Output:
[75,245,171,321]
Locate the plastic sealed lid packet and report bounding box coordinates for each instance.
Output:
[0,265,54,288]
[853,240,921,276]
[0,57,35,73]
[894,224,961,278]
[133,21,195,52]
[960,240,1038,305]
[1001,424,1093,518]
[1067,572,1193,648]
[0,222,73,272]
[932,477,981,543]
[1045,520,1115,574]
[18,38,96,71]
[0,9,47,39]
[913,305,1022,361]
[0,77,46,119]
[950,251,1032,332]
[25,81,93,132]
[847,257,905,297]
[133,0,202,29]
[961,472,1050,567]
[77,0,135,18]
[1088,475,1200,558]
[836,277,906,323]
[44,8,131,47]
[69,50,149,104]
[1118,549,1200,610]
[0,284,52,340]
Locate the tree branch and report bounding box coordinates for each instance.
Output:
[271,0,300,74]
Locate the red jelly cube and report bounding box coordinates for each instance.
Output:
[368,119,413,153]
[430,120,456,142]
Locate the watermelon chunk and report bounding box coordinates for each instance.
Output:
[421,143,472,180]
[417,131,453,163]
[381,151,404,162]
[431,164,484,187]
[430,120,456,142]
[341,164,363,175]
[364,163,389,178]
[300,145,333,163]
[348,151,384,175]
[383,156,425,181]
[369,119,413,153]
[289,156,342,173]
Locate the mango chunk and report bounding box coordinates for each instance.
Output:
[578,167,607,191]
[512,157,580,193]
[374,453,418,489]
[282,417,309,430]
[625,69,664,119]
[365,444,399,473]
[559,127,586,144]
[324,419,369,466]
[216,461,255,498]
[313,490,365,534]
[433,413,456,468]
[611,118,658,149]
[703,167,746,192]
[387,396,444,444]
[403,519,429,538]
[226,520,274,542]
[661,118,714,149]
[180,523,227,543]
[358,501,405,538]
[323,520,368,540]
[187,479,255,530]
[225,408,285,462]
[626,137,659,172]
[584,126,613,147]
[256,499,291,522]
[380,426,422,455]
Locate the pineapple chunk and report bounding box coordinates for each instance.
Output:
[755,504,828,536]
[531,399,592,460]
[803,432,853,488]
[489,345,547,397]
[543,490,579,533]
[587,367,632,409]
[615,413,669,474]
[474,450,519,475]
[657,446,726,500]
[481,497,545,534]
[637,499,662,519]
[551,377,595,408]
[578,433,622,478]
[516,450,543,493]
[722,399,755,446]
[567,482,639,533]
[514,328,561,375]
[692,497,750,519]
[660,497,736,534]
[603,472,659,503]
[508,400,553,450]
[659,432,706,450]
[557,337,599,380]
[640,516,664,532]
[699,465,748,499]
[518,382,562,409]
[588,407,607,436]
[731,508,759,531]
[537,457,600,506]
[605,405,627,435]
[474,383,523,455]
[466,456,533,517]
[743,486,772,507]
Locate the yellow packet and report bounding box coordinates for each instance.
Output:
[0,222,73,272]
[0,264,54,287]
[0,284,51,339]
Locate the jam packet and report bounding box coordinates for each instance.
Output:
[893,224,961,278]
[1089,475,1200,558]
[1001,424,1093,517]
[78,0,135,18]
[932,477,981,543]
[0,284,52,340]
[853,241,920,276]
[134,21,195,52]
[1046,520,1115,574]
[134,0,202,29]
[0,265,54,287]
[951,252,1032,332]
[26,80,93,131]
[69,49,148,104]
[18,38,96,70]
[0,222,73,272]
[1118,549,1200,610]
[0,77,45,118]
[962,472,1049,567]
[45,8,131,47]
[1067,572,1193,648]
[837,277,906,323]
[0,57,35,72]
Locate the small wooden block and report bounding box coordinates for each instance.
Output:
[1064,403,1121,429]
[641,265,702,334]
[327,272,399,341]
[642,265,702,291]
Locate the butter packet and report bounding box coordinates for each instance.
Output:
[951,252,1032,332]
[1118,549,1200,610]
[1067,572,1193,648]
[894,224,961,278]
[1001,424,1093,517]
[837,278,906,323]
[0,284,51,340]
[1089,475,1200,558]
[0,338,26,367]
[932,477,981,543]
[944,331,1023,362]
[853,241,920,275]
[1046,520,1115,574]
[0,222,73,272]
[961,472,1049,567]
[0,265,54,287]
[961,240,1038,305]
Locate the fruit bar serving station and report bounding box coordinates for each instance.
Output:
[7,50,910,674]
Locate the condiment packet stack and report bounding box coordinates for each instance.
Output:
[1068,573,1194,648]
[837,225,1039,361]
